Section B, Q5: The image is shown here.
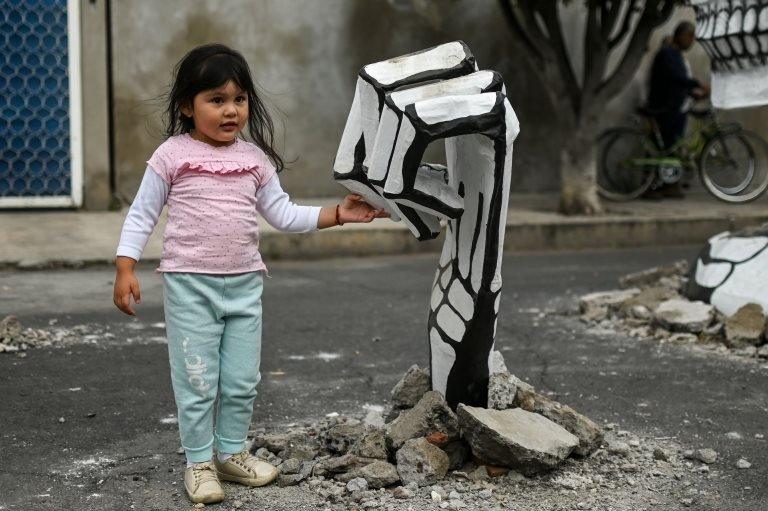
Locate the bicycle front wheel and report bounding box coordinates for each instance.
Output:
[597,128,656,201]
[699,130,768,203]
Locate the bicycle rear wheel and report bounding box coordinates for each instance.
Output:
[597,128,656,201]
[699,130,768,203]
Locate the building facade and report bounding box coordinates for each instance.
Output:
[2,0,767,210]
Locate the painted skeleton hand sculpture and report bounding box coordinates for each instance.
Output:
[333,41,520,408]
[688,0,768,109]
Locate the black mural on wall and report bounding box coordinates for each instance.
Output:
[690,0,768,72]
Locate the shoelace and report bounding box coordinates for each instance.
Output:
[192,462,219,487]
[230,451,262,473]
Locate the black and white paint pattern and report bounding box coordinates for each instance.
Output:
[333,42,520,408]
[688,0,768,108]
[686,225,768,316]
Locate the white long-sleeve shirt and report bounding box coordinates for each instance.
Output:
[116,165,321,263]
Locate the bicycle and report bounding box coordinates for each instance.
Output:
[596,107,768,203]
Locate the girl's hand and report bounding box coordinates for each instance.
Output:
[339,194,390,224]
[113,257,141,316]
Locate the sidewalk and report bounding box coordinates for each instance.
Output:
[2,191,768,269]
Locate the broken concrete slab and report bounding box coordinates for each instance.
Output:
[515,389,604,457]
[396,437,449,487]
[385,391,459,450]
[654,299,714,333]
[457,405,578,476]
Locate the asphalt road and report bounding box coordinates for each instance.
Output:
[1,246,766,510]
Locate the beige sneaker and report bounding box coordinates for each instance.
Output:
[214,451,279,487]
[184,461,225,504]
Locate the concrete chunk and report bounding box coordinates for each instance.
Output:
[386,391,459,449]
[396,437,449,486]
[351,426,389,459]
[457,405,578,475]
[487,371,517,410]
[725,303,766,348]
[515,389,603,457]
[580,289,640,321]
[654,299,714,333]
[391,364,431,408]
[359,460,400,488]
[619,287,679,318]
[323,420,365,455]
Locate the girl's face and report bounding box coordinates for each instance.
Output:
[180,80,248,147]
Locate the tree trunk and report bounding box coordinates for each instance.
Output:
[558,126,603,215]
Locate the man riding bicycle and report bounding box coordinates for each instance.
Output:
[645,21,710,198]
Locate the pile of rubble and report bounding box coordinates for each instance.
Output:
[229,354,725,510]
[579,260,768,360]
[0,315,111,354]
[241,353,617,509]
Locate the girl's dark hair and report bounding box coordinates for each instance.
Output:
[163,43,284,172]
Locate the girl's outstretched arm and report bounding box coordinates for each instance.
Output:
[256,174,388,231]
[255,175,322,232]
[316,194,389,229]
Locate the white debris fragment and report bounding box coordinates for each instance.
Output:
[287,352,342,362]
[160,415,178,425]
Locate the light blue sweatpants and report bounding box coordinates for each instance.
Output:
[162,271,263,463]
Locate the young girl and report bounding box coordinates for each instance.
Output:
[112,43,386,505]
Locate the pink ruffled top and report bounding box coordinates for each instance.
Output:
[146,133,276,274]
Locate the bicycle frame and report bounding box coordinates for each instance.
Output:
[632,110,742,171]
